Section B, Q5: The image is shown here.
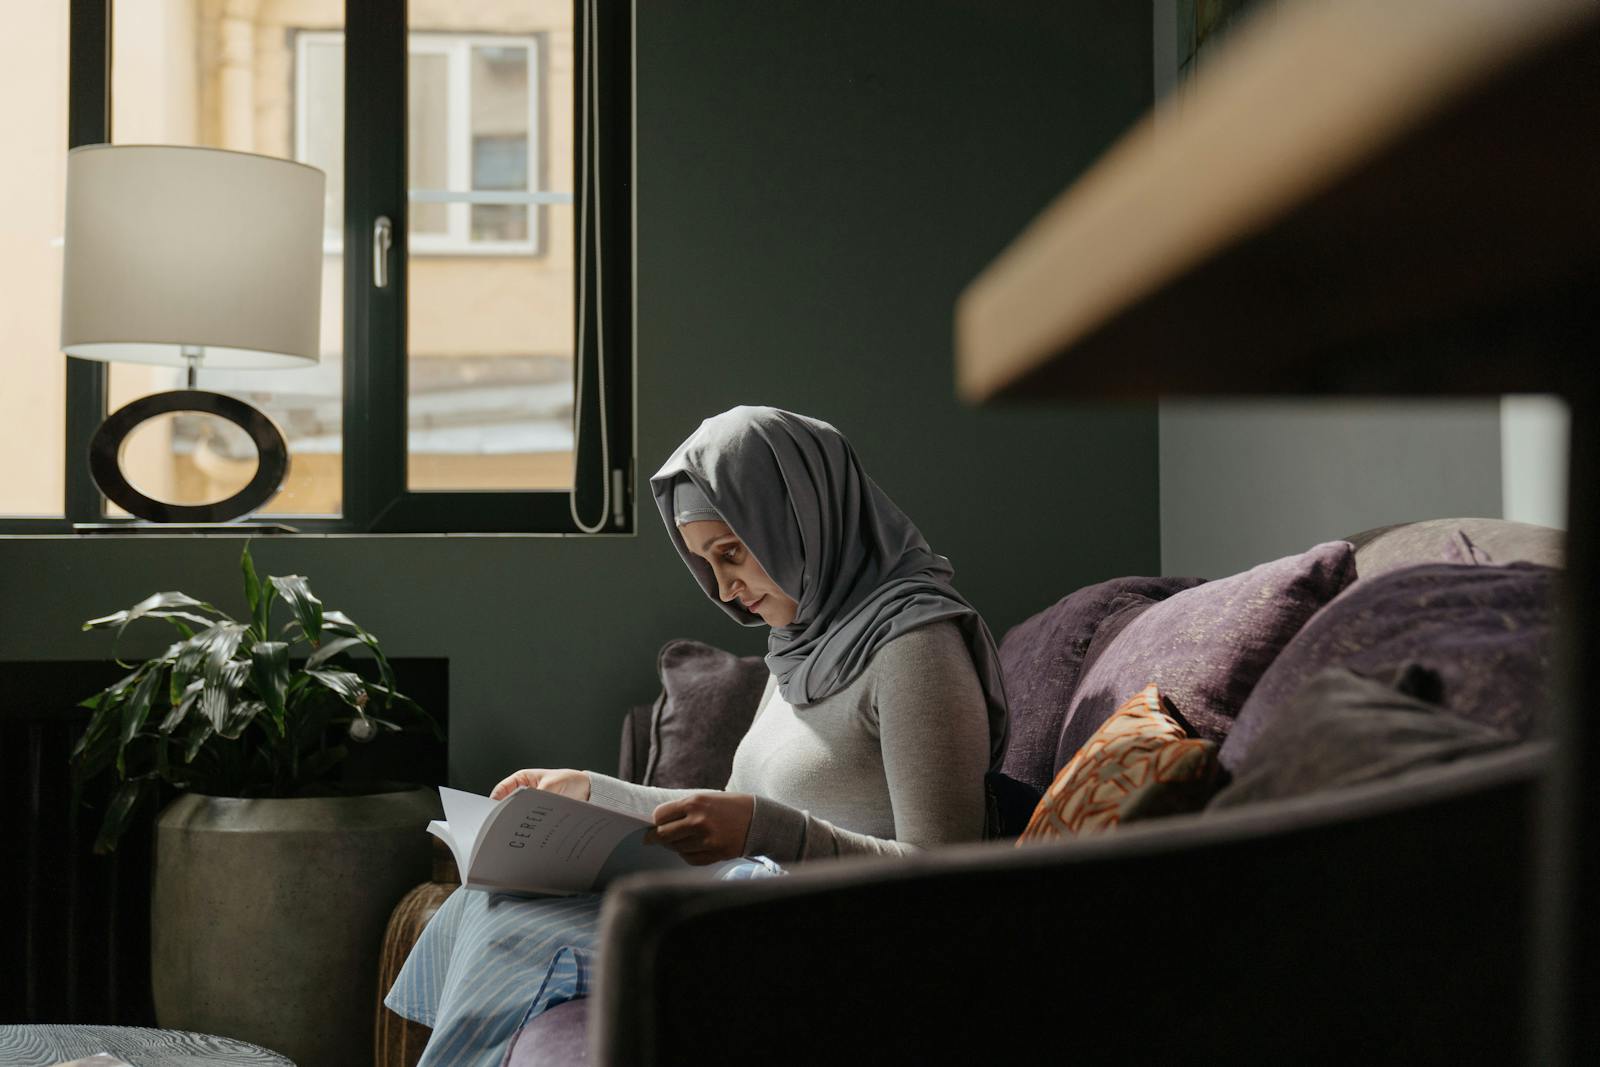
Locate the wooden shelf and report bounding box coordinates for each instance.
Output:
[955,0,1600,401]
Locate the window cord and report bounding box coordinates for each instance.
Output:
[570,0,612,533]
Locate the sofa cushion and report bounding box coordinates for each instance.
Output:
[1347,516,1564,579]
[645,639,768,789]
[504,997,589,1067]
[1220,561,1558,772]
[1018,683,1221,841]
[1058,541,1357,754]
[1208,664,1515,810]
[996,576,1205,793]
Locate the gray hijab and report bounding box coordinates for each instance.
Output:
[650,405,1010,770]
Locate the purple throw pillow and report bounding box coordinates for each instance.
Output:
[645,639,769,789]
[1220,562,1557,773]
[1052,592,1163,769]
[1059,541,1358,754]
[1208,665,1515,810]
[996,576,1206,793]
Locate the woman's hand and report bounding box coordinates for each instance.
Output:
[489,768,591,802]
[646,792,755,865]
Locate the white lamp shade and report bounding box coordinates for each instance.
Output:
[60,144,326,370]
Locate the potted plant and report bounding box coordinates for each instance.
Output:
[70,543,444,1067]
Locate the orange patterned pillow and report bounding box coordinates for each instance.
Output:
[1017,683,1221,843]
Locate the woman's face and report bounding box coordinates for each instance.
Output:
[678,519,799,627]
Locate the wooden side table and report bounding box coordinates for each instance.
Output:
[0,1024,292,1066]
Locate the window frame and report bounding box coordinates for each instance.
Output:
[8,0,633,537]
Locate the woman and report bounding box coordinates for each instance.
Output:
[386,406,1008,1064]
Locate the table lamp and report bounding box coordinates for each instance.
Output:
[60,144,325,525]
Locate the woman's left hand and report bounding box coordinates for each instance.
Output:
[647,792,755,865]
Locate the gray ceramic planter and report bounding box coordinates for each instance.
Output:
[152,787,443,1067]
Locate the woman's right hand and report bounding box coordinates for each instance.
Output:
[489,768,591,802]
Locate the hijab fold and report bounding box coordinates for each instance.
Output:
[650,406,1009,770]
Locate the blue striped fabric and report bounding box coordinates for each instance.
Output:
[384,857,784,1067]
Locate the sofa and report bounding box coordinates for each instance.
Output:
[456,516,1562,1066]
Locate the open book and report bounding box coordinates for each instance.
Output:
[430,786,689,895]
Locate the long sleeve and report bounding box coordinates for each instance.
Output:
[584,773,703,819]
[731,621,992,863]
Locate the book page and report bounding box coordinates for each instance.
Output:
[429,788,503,876]
[461,787,686,894]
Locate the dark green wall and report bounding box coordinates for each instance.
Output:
[0,1,1158,790]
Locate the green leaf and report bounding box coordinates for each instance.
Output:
[183,722,214,763]
[303,668,368,709]
[71,698,124,780]
[78,665,141,715]
[167,620,247,704]
[217,698,267,741]
[242,542,272,640]
[321,611,397,701]
[200,659,251,737]
[250,641,291,719]
[83,592,226,655]
[270,575,323,645]
[366,685,442,740]
[305,635,365,669]
[161,679,205,733]
[200,623,249,682]
[119,665,165,753]
[92,778,148,855]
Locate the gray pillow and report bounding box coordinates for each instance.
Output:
[1208,665,1515,809]
[644,639,768,789]
[1348,517,1564,579]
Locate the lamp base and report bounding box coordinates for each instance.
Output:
[73,522,301,536]
[88,388,291,523]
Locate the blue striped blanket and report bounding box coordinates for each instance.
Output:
[384,857,784,1067]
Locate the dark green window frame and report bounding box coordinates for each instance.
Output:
[12,0,633,536]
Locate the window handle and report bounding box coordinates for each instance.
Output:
[373,215,393,289]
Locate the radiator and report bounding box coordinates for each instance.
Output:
[2,660,160,1026]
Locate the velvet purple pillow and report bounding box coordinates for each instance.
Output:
[1219,562,1557,773]
[996,576,1206,793]
[1058,541,1358,755]
[1053,593,1164,768]
[645,639,768,789]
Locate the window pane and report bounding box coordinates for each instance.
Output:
[302,37,344,242]
[0,3,68,516]
[108,0,345,518]
[409,51,451,237]
[407,12,574,493]
[120,411,259,504]
[470,45,530,242]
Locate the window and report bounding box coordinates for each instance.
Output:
[0,2,69,518]
[5,0,632,535]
